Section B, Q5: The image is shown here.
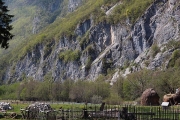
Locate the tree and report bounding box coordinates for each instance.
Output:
[111,76,124,98]
[0,0,13,49]
[123,69,153,100]
[153,68,180,95]
[69,80,85,102]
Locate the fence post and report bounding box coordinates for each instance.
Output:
[150,106,152,120]
[62,109,64,120]
[69,109,70,120]
[105,105,107,119]
[118,110,120,120]
[133,106,136,119]
[159,107,161,119]
[46,111,49,120]
[72,107,74,120]
[95,106,96,119]
[110,107,112,118]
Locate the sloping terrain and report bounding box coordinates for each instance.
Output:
[0,0,180,84]
[0,0,82,56]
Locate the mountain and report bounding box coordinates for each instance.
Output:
[0,0,180,84]
[0,0,83,57]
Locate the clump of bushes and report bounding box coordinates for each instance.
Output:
[151,44,160,57]
[107,0,153,24]
[168,49,180,68]
[59,49,81,63]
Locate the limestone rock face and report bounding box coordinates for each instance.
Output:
[3,0,180,82]
[141,88,160,106]
[68,0,83,12]
[32,0,64,34]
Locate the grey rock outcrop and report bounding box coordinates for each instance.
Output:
[68,0,83,12]
[3,0,180,82]
[32,0,63,34]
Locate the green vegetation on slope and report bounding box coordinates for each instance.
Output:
[0,68,180,104]
[108,0,153,24]
[59,49,81,63]
[0,0,155,82]
[0,0,68,57]
[14,0,154,62]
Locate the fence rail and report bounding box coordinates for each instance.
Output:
[21,105,180,120]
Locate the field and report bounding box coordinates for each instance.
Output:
[0,101,100,119]
[1,101,180,120]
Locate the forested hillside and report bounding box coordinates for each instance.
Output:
[0,0,180,102]
[0,0,72,56]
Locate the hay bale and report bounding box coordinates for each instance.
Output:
[141,88,160,106]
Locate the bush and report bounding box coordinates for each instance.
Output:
[166,40,180,50]
[59,49,81,63]
[168,50,180,68]
[85,56,93,70]
[151,44,160,57]
[91,95,103,104]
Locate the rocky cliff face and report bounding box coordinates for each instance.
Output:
[4,0,180,83]
[32,0,84,34]
[68,0,83,12]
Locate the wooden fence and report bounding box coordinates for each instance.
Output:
[21,105,180,120]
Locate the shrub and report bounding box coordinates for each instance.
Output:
[84,44,95,55]
[166,40,180,50]
[85,56,92,70]
[79,31,90,49]
[59,49,81,63]
[168,49,180,68]
[91,95,103,104]
[151,44,160,57]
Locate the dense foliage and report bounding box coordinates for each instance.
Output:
[0,68,180,104]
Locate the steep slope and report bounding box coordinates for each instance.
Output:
[0,0,83,57]
[1,0,180,83]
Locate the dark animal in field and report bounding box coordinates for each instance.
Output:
[82,109,89,119]
[100,102,105,111]
[141,88,160,106]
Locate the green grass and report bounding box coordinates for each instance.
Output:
[2,103,180,119]
[0,102,87,119]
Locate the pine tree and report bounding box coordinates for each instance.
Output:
[0,0,13,49]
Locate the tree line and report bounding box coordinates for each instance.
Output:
[0,68,180,104]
